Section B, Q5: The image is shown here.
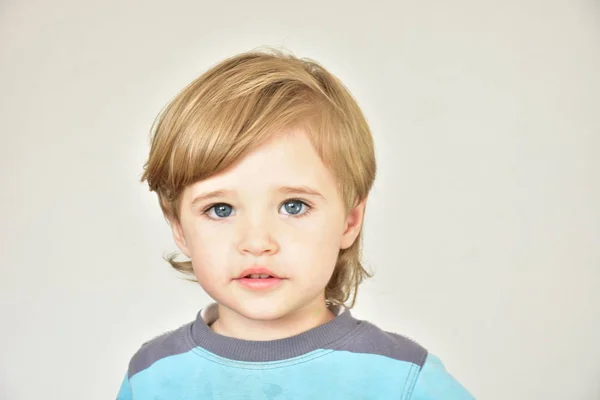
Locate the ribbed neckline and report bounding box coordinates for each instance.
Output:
[189,302,362,362]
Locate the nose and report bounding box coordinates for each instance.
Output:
[237,217,279,256]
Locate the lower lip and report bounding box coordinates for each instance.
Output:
[236,277,284,290]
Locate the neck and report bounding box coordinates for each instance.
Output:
[210,299,336,341]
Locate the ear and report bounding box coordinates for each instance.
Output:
[340,197,368,250]
[168,217,192,258]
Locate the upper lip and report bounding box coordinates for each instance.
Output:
[237,267,283,279]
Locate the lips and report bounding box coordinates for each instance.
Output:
[236,267,282,279]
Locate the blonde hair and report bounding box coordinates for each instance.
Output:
[140,48,377,308]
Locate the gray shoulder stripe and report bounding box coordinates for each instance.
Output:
[327,322,428,367]
[128,322,195,379]
[127,313,427,375]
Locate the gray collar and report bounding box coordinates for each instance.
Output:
[190,302,362,362]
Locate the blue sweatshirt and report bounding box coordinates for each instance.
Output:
[117,302,474,399]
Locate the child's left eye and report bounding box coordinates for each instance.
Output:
[280,199,311,216]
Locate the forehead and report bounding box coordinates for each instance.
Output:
[185,127,338,199]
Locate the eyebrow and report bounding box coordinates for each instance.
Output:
[190,185,326,207]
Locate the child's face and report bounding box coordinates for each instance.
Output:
[170,126,365,321]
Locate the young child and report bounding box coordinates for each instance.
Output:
[117,49,475,399]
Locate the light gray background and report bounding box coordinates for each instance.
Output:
[1,1,599,399]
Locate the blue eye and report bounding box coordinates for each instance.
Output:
[282,200,305,215]
[210,204,233,218]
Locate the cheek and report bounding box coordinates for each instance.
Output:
[287,218,343,273]
[186,225,231,279]
[187,222,228,253]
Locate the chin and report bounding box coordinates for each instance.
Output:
[229,298,293,321]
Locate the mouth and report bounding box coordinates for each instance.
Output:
[236,267,283,280]
[235,268,286,290]
[236,275,285,290]
[242,273,277,279]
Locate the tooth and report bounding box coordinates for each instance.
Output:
[246,273,273,279]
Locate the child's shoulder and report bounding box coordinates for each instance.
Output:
[342,316,430,366]
[126,320,195,380]
[349,318,475,399]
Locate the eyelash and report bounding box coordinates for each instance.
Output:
[201,198,313,221]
